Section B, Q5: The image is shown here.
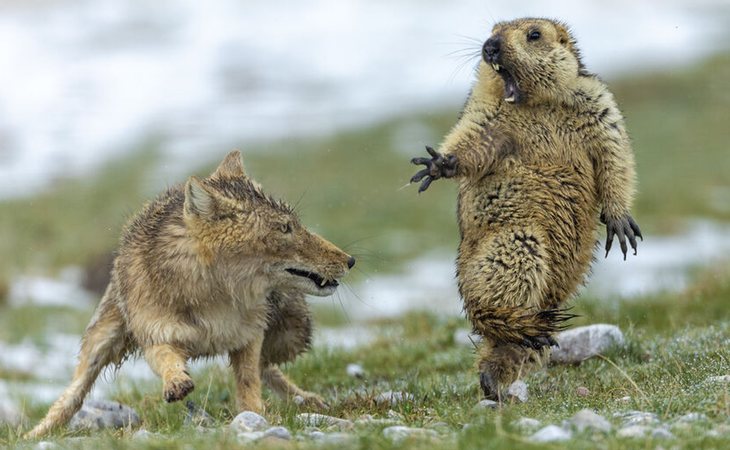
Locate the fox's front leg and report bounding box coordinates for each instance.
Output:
[144,344,194,402]
[230,333,265,413]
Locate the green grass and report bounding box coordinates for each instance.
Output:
[1,53,730,449]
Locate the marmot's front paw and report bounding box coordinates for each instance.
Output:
[601,213,643,260]
[410,145,457,193]
[521,334,559,350]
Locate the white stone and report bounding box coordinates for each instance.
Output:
[306,431,354,444]
[613,410,659,426]
[676,412,707,423]
[229,411,269,433]
[383,425,438,442]
[132,429,158,440]
[34,442,58,450]
[69,399,140,431]
[346,363,366,378]
[354,414,401,426]
[652,428,675,439]
[374,391,414,407]
[505,380,528,403]
[296,413,353,430]
[264,426,291,440]
[617,425,651,438]
[551,324,624,364]
[512,417,541,431]
[529,425,572,442]
[474,399,499,410]
[236,431,265,443]
[705,375,730,383]
[570,409,612,433]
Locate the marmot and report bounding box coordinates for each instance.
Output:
[410,18,641,399]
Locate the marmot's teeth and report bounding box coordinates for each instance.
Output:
[492,63,500,71]
[505,95,515,103]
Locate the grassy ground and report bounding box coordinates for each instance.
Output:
[0,54,729,448]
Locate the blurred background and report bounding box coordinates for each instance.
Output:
[0,0,729,427]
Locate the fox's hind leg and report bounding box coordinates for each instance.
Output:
[143,344,194,403]
[260,291,326,409]
[25,292,129,439]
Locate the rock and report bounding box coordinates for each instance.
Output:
[675,412,707,423]
[306,430,354,444]
[473,399,499,410]
[184,400,215,427]
[569,409,611,433]
[229,411,269,433]
[453,329,481,347]
[427,421,450,433]
[374,391,414,407]
[0,398,24,427]
[296,413,353,431]
[551,324,624,364]
[236,431,265,443]
[68,399,140,431]
[354,414,401,427]
[575,386,590,397]
[34,442,57,450]
[512,417,541,432]
[132,429,158,440]
[706,424,730,438]
[613,410,659,426]
[264,426,292,440]
[346,363,366,378]
[505,380,528,403]
[652,427,675,439]
[705,375,730,383]
[529,425,572,442]
[617,425,651,438]
[383,425,438,442]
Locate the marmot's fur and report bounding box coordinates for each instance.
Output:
[411,18,641,399]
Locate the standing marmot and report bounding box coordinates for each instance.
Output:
[410,18,641,399]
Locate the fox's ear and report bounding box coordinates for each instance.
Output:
[184,176,218,219]
[211,150,247,179]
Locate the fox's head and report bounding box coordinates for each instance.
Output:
[182,150,354,297]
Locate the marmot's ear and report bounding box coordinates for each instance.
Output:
[211,150,247,179]
[184,176,219,219]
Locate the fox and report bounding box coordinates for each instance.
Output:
[25,150,355,439]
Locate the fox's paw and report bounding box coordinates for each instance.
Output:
[601,212,643,260]
[294,391,329,410]
[164,372,195,403]
[410,145,457,193]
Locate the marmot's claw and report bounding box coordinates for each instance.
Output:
[604,214,642,260]
[480,372,499,401]
[409,145,458,192]
[521,335,555,350]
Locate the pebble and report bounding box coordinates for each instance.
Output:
[306,430,355,444]
[705,375,730,383]
[569,409,612,433]
[575,386,590,397]
[34,442,57,450]
[382,425,438,442]
[264,426,292,440]
[132,429,158,440]
[551,324,624,364]
[529,425,572,442]
[354,414,401,426]
[706,424,730,438]
[229,411,269,433]
[374,391,414,407]
[296,413,353,430]
[617,425,651,438]
[505,380,528,403]
[652,427,675,440]
[614,410,660,426]
[675,412,707,423]
[473,399,499,410]
[184,400,215,427]
[512,417,542,431]
[68,399,140,431]
[346,363,366,378]
[236,431,265,443]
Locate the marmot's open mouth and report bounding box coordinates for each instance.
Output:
[490,63,522,104]
[286,268,339,289]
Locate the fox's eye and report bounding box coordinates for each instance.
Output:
[527,30,541,41]
[280,222,293,234]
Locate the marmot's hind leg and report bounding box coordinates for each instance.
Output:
[478,339,550,400]
[261,292,326,409]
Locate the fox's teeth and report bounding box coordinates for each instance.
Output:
[320,279,327,287]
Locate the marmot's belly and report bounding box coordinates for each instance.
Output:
[458,168,598,302]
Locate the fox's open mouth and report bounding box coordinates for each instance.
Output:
[490,63,522,104]
[286,268,339,289]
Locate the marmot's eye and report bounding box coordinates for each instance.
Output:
[280,222,293,234]
[527,30,541,41]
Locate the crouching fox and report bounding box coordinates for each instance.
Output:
[26,150,355,439]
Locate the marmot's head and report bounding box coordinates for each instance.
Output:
[479,18,587,105]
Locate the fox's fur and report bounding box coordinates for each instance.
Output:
[411,18,641,399]
[26,151,354,439]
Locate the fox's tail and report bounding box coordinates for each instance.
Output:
[25,299,129,440]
